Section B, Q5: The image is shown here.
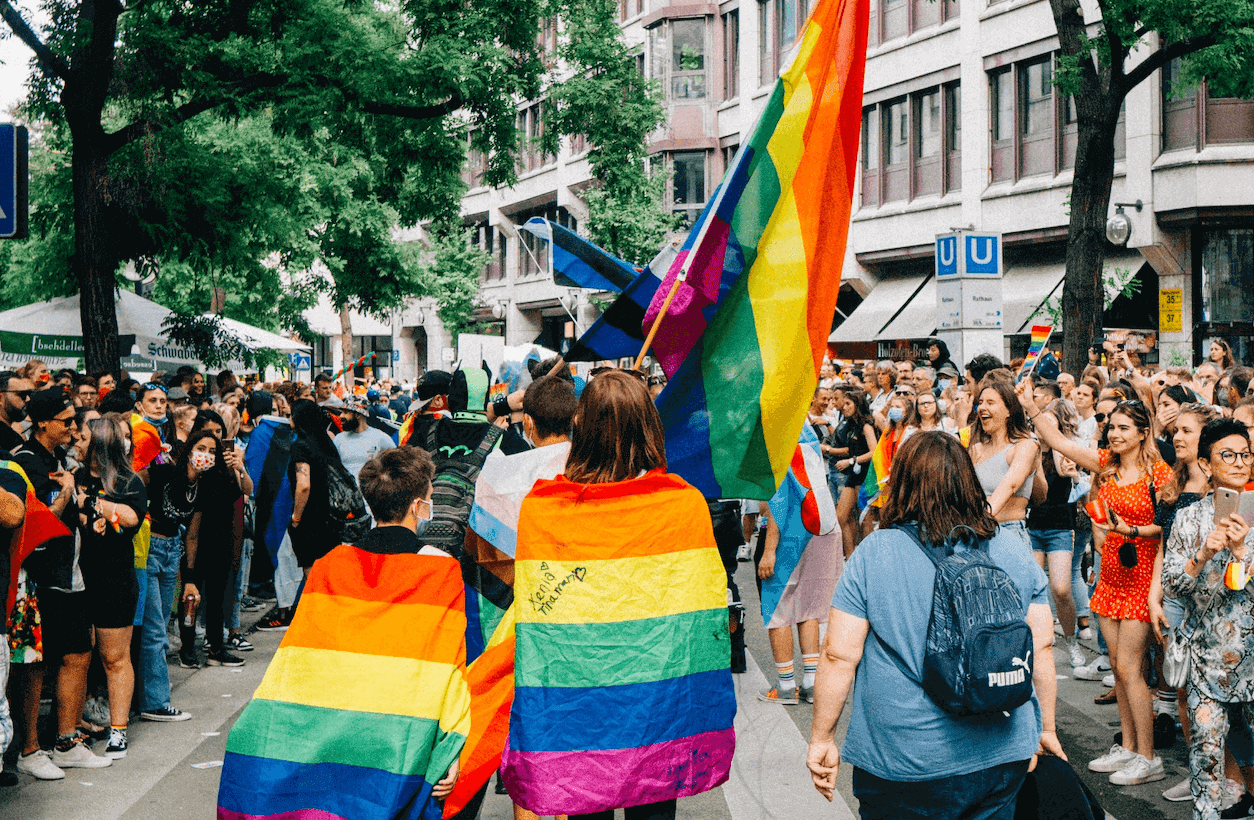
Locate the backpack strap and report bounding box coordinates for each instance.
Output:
[890,524,943,568]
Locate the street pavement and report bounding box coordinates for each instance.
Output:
[0,555,1201,820]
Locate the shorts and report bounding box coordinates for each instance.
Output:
[1162,595,1185,631]
[842,470,864,490]
[38,589,93,658]
[1029,529,1074,554]
[83,567,139,630]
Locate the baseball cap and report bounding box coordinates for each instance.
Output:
[167,386,189,401]
[29,389,73,423]
[342,395,369,416]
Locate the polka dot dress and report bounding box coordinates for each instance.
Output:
[1089,453,1173,623]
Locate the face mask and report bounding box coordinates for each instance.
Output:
[190,451,216,472]
[939,379,952,391]
[888,407,904,423]
[414,498,432,536]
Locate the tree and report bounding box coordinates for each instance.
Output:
[1048,0,1254,372]
[404,223,492,339]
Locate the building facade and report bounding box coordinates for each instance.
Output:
[381,0,1253,380]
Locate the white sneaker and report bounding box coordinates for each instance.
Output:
[1155,693,1179,718]
[50,738,112,769]
[1068,639,1087,668]
[1161,777,1192,801]
[1103,673,1116,687]
[1110,754,1165,785]
[1089,744,1137,773]
[736,543,753,562]
[1078,626,1096,640]
[1223,778,1245,810]
[1074,656,1111,680]
[16,749,65,780]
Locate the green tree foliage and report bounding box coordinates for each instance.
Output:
[1046,0,1254,372]
[583,172,679,267]
[404,223,492,339]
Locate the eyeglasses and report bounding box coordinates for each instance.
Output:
[1217,450,1254,465]
[141,383,167,393]
[2,391,31,400]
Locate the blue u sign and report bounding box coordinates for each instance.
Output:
[965,235,1000,275]
[936,236,958,277]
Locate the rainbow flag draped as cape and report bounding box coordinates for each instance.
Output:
[646,0,869,501]
[761,428,841,629]
[217,541,471,820]
[501,471,735,815]
[0,461,73,617]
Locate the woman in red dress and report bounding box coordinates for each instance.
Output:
[1016,382,1171,785]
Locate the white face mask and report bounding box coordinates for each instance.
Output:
[190,451,216,472]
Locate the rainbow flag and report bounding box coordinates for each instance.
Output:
[1016,325,1054,382]
[217,542,471,820]
[860,430,893,508]
[501,471,735,815]
[645,0,868,500]
[0,461,73,617]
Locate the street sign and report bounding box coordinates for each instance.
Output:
[1159,288,1183,333]
[288,352,311,370]
[391,349,400,362]
[936,235,958,277]
[0,125,29,240]
[935,231,1002,279]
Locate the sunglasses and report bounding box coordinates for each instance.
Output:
[1094,412,1108,422]
[141,383,168,393]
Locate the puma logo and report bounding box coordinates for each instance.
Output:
[1012,652,1031,673]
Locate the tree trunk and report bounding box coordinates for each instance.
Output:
[1061,110,1121,375]
[339,305,354,391]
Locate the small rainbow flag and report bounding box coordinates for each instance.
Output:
[860,431,893,508]
[645,0,869,501]
[217,543,471,820]
[1225,561,1250,591]
[501,471,735,815]
[1016,325,1054,382]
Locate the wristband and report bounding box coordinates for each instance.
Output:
[492,397,512,418]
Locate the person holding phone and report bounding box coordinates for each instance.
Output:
[1164,418,1254,818]
[1016,380,1171,786]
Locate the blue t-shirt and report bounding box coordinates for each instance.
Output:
[832,524,1049,782]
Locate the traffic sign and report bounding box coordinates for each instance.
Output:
[936,236,958,277]
[0,125,28,240]
[288,352,311,370]
[935,231,1002,278]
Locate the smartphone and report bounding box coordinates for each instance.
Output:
[1238,490,1254,523]
[1215,487,1240,524]
[223,440,235,453]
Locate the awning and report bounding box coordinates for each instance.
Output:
[1002,262,1065,335]
[828,275,928,343]
[878,275,937,340]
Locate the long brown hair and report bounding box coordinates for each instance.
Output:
[967,378,1032,448]
[564,370,667,484]
[1161,402,1221,504]
[1096,399,1163,490]
[880,431,998,544]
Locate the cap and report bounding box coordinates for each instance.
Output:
[417,371,452,401]
[343,395,369,415]
[167,387,189,401]
[937,363,961,378]
[366,389,380,401]
[29,389,73,423]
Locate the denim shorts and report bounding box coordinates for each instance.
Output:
[1162,594,1185,631]
[1029,529,1074,554]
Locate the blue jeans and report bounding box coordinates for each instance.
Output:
[140,534,182,711]
[1072,527,1092,619]
[225,537,253,632]
[852,760,1030,820]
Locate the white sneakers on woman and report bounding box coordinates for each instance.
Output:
[1109,754,1165,785]
[1089,744,1137,773]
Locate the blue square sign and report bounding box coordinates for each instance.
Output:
[964,234,1001,275]
[936,235,958,277]
[0,125,27,239]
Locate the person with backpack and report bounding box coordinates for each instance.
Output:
[807,431,1062,820]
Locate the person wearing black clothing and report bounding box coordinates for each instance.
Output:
[178,430,247,668]
[75,416,146,760]
[13,390,113,769]
[0,372,34,455]
[288,401,342,571]
[0,464,28,782]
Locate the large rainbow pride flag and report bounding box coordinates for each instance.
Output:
[646,0,868,500]
[217,541,471,820]
[501,471,735,815]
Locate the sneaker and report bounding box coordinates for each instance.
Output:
[1089,744,1137,773]
[178,651,199,669]
[240,596,267,612]
[104,728,127,760]
[255,613,290,632]
[227,634,254,652]
[207,650,245,667]
[50,737,112,769]
[1074,656,1112,680]
[1109,754,1165,785]
[1068,640,1087,668]
[1162,777,1192,802]
[757,685,800,705]
[798,684,815,704]
[736,543,753,562]
[1103,673,1116,687]
[1078,626,1096,640]
[1221,790,1254,817]
[17,749,65,780]
[140,706,191,722]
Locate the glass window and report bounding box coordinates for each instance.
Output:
[946,84,961,153]
[672,151,707,209]
[777,0,798,54]
[1201,229,1254,323]
[885,100,907,166]
[759,0,774,87]
[862,108,879,171]
[1021,59,1053,137]
[671,19,706,99]
[915,90,941,158]
[992,69,1014,141]
[723,10,739,100]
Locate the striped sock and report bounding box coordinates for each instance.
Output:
[802,653,820,688]
[776,661,796,691]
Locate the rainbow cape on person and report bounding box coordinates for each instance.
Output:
[501,471,735,816]
[0,460,73,617]
[217,541,471,820]
[645,0,869,501]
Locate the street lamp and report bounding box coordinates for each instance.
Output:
[1105,200,1143,246]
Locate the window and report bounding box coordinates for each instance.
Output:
[868,0,957,46]
[463,132,486,189]
[861,82,961,207]
[570,133,588,156]
[722,10,739,101]
[758,0,774,87]
[474,224,503,281]
[1163,59,1254,151]
[722,143,740,178]
[516,103,554,174]
[651,19,707,100]
[537,17,557,55]
[671,151,707,225]
[513,203,573,277]
[759,0,812,81]
[352,336,393,376]
[989,54,1121,183]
